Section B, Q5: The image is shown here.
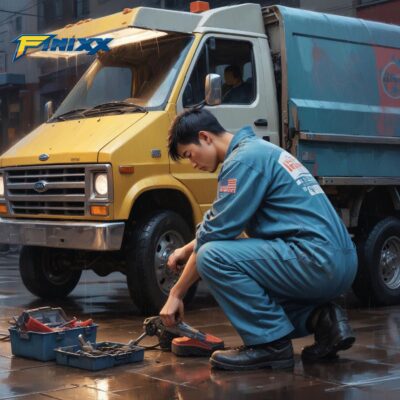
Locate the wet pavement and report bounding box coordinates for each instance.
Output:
[0,250,400,399]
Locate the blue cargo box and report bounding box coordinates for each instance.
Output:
[268,6,400,178]
[55,341,144,371]
[9,325,97,361]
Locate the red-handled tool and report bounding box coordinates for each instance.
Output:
[24,316,54,333]
[130,316,224,356]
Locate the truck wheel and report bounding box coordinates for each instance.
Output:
[19,246,81,299]
[126,210,197,315]
[353,217,400,306]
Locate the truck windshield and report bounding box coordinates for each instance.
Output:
[52,33,193,120]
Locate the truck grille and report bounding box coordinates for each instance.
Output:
[4,166,87,216]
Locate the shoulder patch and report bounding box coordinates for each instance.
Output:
[219,178,237,194]
[278,152,324,196]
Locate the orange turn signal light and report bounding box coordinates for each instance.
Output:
[119,165,135,174]
[190,1,210,13]
[90,205,109,216]
[0,204,7,214]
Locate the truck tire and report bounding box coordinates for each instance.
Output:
[126,210,197,315]
[19,246,82,299]
[353,217,400,306]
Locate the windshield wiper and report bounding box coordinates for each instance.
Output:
[50,108,89,122]
[86,101,147,115]
[50,102,146,122]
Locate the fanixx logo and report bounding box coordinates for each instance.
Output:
[12,34,113,62]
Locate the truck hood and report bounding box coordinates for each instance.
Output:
[0,113,146,167]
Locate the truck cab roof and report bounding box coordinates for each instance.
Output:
[48,3,266,39]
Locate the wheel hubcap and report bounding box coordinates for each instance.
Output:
[42,251,74,285]
[154,230,186,295]
[380,236,400,290]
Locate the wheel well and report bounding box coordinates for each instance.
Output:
[129,189,195,231]
[357,187,398,233]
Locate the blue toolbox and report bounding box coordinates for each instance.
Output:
[55,342,144,371]
[9,306,97,361]
[9,325,98,361]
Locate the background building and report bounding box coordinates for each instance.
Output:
[0,0,398,153]
[0,0,40,152]
[356,0,400,24]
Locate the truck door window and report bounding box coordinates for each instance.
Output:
[183,38,256,107]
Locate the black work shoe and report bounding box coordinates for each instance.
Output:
[210,339,294,371]
[302,303,355,362]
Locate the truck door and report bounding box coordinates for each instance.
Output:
[172,35,278,210]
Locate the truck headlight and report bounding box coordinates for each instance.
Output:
[0,176,4,197]
[94,173,108,196]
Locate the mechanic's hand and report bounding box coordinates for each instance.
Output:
[167,247,190,274]
[159,293,184,327]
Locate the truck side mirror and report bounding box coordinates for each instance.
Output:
[205,74,222,106]
[44,101,54,121]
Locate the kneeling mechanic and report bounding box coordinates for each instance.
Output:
[160,108,357,371]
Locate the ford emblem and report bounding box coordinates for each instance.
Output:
[39,153,49,161]
[34,180,48,193]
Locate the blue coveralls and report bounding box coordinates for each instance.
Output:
[195,126,357,346]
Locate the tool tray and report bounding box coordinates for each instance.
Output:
[55,341,144,371]
[9,325,98,361]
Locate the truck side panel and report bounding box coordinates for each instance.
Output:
[274,6,400,177]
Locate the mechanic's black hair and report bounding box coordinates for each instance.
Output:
[168,108,226,161]
[224,65,242,80]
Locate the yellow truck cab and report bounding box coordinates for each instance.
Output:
[1,3,400,313]
[0,3,277,314]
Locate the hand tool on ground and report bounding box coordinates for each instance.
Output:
[129,316,179,351]
[171,333,224,357]
[130,316,224,356]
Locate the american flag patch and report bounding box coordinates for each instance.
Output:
[219,178,237,194]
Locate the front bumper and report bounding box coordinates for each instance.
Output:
[0,218,125,251]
